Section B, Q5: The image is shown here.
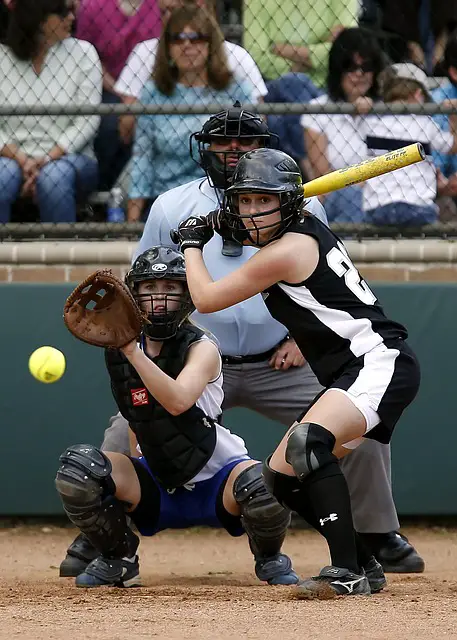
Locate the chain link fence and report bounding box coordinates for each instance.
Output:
[2,0,457,240]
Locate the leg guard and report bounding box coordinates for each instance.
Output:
[285,422,336,481]
[55,444,138,559]
[233,463,298,585]
[233,463,291,558]
[59,533,99,577]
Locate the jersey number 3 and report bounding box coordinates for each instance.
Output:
[326,242,377,305]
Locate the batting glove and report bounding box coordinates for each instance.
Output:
[175,215,214,251]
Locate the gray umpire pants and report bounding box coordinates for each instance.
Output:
[101,361,399,533]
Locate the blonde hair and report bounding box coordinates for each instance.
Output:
[378,68,426,102]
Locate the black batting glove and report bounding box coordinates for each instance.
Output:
[175,215,214,251]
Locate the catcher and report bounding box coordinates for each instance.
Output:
[55,245,299,588]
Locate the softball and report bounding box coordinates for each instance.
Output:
[28,346,66,384]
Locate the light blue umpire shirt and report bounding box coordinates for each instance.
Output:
[134,178,329,357]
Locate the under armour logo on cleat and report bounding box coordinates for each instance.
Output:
[319,513,338,526]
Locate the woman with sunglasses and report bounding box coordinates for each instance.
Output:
[174,147,421,598]
[300,27,386,223]
[0,0,102,222]
[127,4,256,221]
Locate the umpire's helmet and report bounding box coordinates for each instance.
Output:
[125,246,194,341]
[221,148,305,246]
[190,101,274,191]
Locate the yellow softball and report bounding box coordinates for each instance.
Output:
[29,346,66,384]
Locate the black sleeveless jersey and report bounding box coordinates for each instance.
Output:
[263,215,408,387]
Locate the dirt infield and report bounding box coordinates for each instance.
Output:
[1,524,457,640]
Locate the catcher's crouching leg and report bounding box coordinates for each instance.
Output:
[59,532,99,577]
[233,463,299,585]
[55,444,139,564]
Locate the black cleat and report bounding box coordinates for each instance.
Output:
[296,566,371,599]
[363,556,387,593]
[59,533,99,578]
[361,531,425,573]
[75,555,141,588]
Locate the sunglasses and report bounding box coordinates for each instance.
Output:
[169,31,210,44]
[345,60,374,73]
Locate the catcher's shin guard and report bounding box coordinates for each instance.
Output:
[233,463,291,559]
[55,444,138,559]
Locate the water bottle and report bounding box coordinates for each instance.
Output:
[106,187,125,223]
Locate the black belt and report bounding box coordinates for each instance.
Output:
[221,336,290,365]
[222,348,277,365]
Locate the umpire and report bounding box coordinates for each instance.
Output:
[61,104,424,576]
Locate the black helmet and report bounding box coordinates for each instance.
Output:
[221,148,304,246]
[190,101,273,191]
[125,246,194,341]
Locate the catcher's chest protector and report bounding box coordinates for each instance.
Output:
[105,325,217,489]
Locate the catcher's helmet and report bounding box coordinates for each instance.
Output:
[221,148,305,246]
[125,246,194,341]
[190,101,273,191]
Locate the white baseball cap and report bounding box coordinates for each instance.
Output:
[388,63,432,100]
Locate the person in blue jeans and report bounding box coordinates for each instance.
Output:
[300,28,387,223]
[0,154,99,223]
[0,0,101,222]
[362,63,457,226]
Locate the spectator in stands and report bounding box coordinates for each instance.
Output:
[75,0,161,191]
[243,0,358,88]
[380,0,457,75]
[362,63,457,226]
[0,0,102,223]
[115,0,266,147]
[76,0,161,85]
[432,30,457,193]
[264,73,323,178]
[300,27,385,223]
[127,4,255,221]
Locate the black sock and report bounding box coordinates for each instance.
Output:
[354,533,375,567]
[286,491,371,571]
[297,462,359,573]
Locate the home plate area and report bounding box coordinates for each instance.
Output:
[2,525,457,640]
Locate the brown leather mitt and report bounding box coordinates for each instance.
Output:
[63,269,144,348]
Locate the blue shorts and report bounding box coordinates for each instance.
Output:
[131,456,248,538]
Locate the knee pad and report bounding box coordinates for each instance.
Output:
[233,463,291,559]
[285,422,336,482]
[55,444,137,558]
[55,444,114,517]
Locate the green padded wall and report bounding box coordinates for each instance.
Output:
[1,282,456,515]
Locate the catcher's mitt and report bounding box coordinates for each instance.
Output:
[63,269,144,348]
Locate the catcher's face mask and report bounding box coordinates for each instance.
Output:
[134,279,193,341]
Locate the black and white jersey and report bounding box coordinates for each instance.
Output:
[263,216,408,387]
